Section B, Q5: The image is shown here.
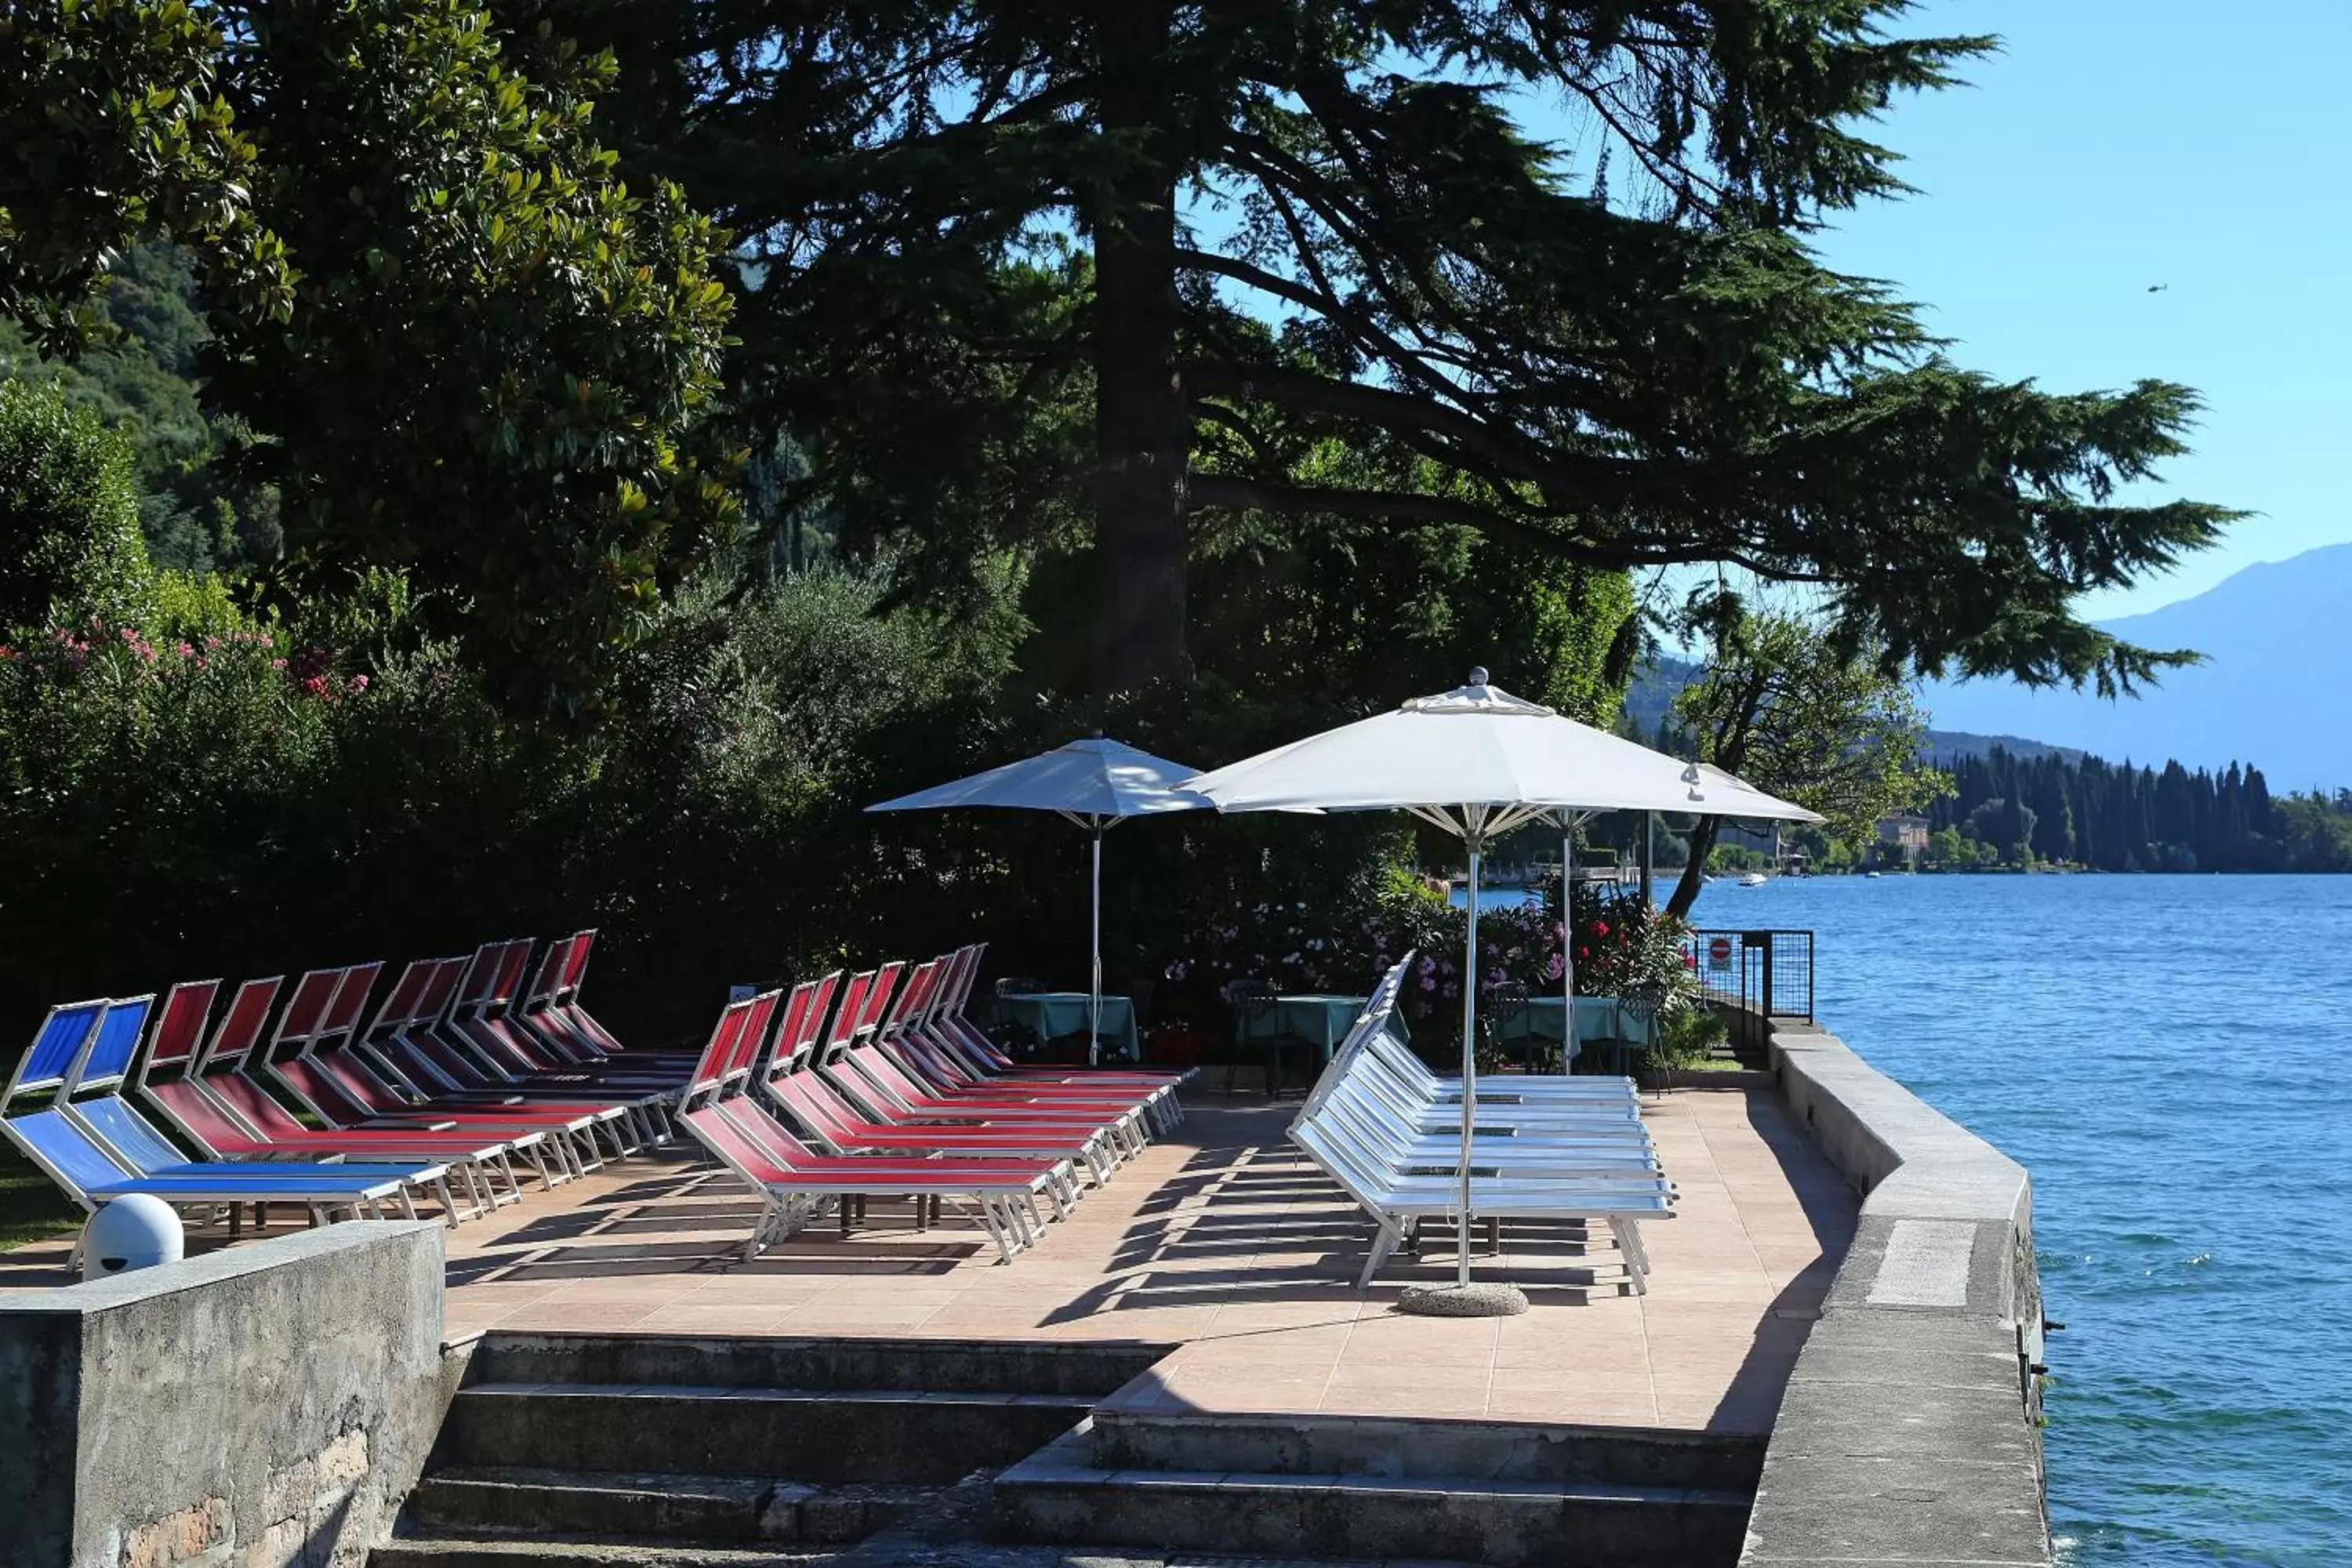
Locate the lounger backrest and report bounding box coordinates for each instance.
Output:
[524,935,575,1010]
[820,971,873,1065]
[776,972,841,1076]
[687,999,755,1099]
[449,944,504,1019]
[563,930,595,993]
[938,946,980,1019]
[316,962,383,1051]
[66,994,157,1094]
[416,956,467,1025]
[731,989,784,1080]
[1,1001,109,1114]
[142,982,220,1080]
[931,951,975,1026]
[488,939,533,1009]
[879,960,933,1035]
[273,969,343,1051]
[762,981,818,1081]
[857,963,902,1041]
[362,961,434,1045]
[195,978,285,1074]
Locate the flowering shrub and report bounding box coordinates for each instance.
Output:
[1151,863,1700,1057]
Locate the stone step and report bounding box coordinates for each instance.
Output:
[369,1534,827,1568]
[466,1332,1166,1398]
[1090,1402,1764,1492]
[993,1427,1751,1568]
[407,1468,927,1546]
[438,1383,1091,1483]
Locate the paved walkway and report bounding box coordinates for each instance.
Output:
[433,1087,1855,1434]
[0,1086,1854,1434]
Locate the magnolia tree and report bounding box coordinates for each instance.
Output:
[1664,609,1950,917]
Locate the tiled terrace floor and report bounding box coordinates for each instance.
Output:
[0,1086,1856,1434]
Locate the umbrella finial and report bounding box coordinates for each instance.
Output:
[1468,666,1490,687]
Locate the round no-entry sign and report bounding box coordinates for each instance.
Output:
[1707,935,1733,966]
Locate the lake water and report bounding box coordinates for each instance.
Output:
[1661,874,2351,1566]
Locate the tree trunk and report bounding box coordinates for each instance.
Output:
[1091,0,1189,699]
[1664,815,1722,920]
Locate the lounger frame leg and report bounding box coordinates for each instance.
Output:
[1617,1218,1650,1294]
[1357,1217,1406,1290]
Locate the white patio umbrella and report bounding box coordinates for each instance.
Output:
[1184,669,1819,1287]
[866,735,1208,1064]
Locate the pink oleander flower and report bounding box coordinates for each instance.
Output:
[347,673,370,695]
[302,674,330,698]
[271,659,288,671]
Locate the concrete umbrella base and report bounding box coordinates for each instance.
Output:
[1395,1282,1529,1317]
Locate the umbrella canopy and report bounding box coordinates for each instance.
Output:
[866,735,1210,825]
[867,736,1207,1063]
[1181,680,1821,825]
[1184,669,1818,1287]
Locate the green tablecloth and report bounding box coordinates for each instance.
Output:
[1239,994,1370,1062]
[985,993,1141,1062]
[1494,996,1657,1058]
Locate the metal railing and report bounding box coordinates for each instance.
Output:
[1688,928,1815,1027]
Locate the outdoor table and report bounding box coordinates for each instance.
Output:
[1238,994,1372,1062]
[1493,996,1657,1064]
[1232,993,1370,1096]
[985,992,1142,1062]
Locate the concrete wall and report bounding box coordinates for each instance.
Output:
[1743,1020,2051,1568]
[0,1221,463,1568]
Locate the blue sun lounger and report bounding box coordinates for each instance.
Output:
[1,1000,449,1230]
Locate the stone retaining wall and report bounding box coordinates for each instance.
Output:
[0,1221,463,1568]
[1742,1019,2052,1568]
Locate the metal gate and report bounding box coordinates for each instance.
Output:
[1688,928,1814,1048]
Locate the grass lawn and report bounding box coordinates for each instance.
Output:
[0,1142,78,1251]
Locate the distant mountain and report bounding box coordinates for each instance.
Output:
[1923,731,2084,766]
[1622,655,2071,769]
[1922,542,2352,792]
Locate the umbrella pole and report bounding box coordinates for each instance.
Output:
[1090,821,1103,1067]
[1457,835,1481,1287]
[1562,818,1576,1070]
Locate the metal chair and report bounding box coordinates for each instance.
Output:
[991,976,1045,1060]
[1221,978,1281,1095]
[1485,982,1532,1070]
[1617,984,1669,1094]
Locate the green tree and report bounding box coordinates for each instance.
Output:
[3,0,744,709]
[0,0,293,347]
[532,0,2234,698]
[1663,609,1947,916]
[0,379,153,628]
[0,243,281,572]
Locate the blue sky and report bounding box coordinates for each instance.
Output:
[1788,0,2351,619]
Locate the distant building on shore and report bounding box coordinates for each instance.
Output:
[1876,813,1931,864]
